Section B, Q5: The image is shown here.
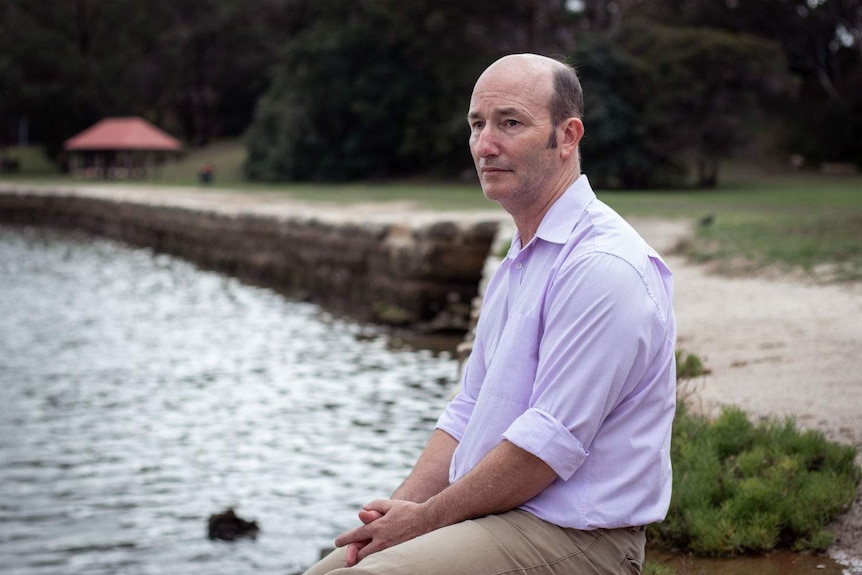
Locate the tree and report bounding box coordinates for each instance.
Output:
[617,25,792,187]
[0,0,136,159]
[244,0,585,181]
[246,0,457,181]
[571,34,655,188]
[0,0,293,161]
[632,0,862,166]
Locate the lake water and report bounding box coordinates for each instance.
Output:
[0,225,459,575]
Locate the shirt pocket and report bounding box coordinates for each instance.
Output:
[482,309,542,403]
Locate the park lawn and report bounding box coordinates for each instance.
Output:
[3,141,861,281]
[598,176,862,282]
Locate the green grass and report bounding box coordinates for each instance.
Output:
[159,139,249,186]
[4,141,861,280]
[601,175,862,282]
[158,141,495,211]
[0,144,63,176]
[1,141,499,211]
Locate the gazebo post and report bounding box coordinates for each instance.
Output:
[145,151,154,180]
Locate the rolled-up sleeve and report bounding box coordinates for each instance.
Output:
[503,407,587,479]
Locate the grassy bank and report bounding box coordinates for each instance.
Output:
[3,141,861,281]
[600,177,862,282]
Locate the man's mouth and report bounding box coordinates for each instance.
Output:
[481,165,511,174]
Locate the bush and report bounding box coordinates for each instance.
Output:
[650,357,862,556]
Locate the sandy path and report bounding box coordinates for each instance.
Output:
[631,218,862,574]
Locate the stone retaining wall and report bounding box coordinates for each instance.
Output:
[0,185,503,332]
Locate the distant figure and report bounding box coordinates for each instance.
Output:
[698,213,716,227]
[199,162,214,185]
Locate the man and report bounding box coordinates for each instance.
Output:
[303,53,676,575]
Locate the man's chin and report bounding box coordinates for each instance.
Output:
[481,184,511,203]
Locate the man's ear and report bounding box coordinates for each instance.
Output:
[559,118,584,160]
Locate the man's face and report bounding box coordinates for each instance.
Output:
[467,65,561,210]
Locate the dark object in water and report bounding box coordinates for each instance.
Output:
[208,508,260,541]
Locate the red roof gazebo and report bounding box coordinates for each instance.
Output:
[64,117,182,179]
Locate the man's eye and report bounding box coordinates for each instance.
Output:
[471,121,484,130]
[504,119,520,127]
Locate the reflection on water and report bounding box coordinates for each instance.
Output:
[0,225,458,574]
[647,547,846,575]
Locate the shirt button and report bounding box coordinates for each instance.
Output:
[515,262,523,270]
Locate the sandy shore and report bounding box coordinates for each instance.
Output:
[631,218,862,574]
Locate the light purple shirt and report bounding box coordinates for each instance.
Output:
[436,175,676,530]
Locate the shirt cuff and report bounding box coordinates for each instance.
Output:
[502,408,587,480]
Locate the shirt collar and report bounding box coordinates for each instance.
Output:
[510,175,595,254]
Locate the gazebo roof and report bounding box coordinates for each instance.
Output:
[64,117,182,152]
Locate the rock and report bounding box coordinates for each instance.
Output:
[207,508,260,541]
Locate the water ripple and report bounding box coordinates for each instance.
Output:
[0,225,458,574]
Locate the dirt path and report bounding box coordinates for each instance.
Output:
[631,218,862,574]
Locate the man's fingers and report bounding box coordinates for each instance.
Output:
[336,500,399,565]
[358,509,383,524]
[345,541,368,567]
[361,499,392,514]
[356,538,387,563]
[334,524,367,548]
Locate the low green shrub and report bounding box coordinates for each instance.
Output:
[652,352,861,556]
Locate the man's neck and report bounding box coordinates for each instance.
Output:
[510,169,580,246]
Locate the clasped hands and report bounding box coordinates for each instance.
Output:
[335,499,439,567]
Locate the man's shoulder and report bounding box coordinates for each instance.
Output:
[567,200,649,269]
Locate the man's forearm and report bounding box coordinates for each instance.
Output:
[420,439,558,529]
[391,429,458,503]
[336,438,560,565]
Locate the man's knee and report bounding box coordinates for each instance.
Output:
[301,547,347,575]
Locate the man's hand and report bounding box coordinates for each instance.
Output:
[343,508,382,567]
[338,430,458,567]
[336,499,439,566]
[336,439,557,566]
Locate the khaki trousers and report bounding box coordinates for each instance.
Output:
[302,510,646,575]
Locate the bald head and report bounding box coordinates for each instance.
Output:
[479,53,568,82]
[473,54,583,150]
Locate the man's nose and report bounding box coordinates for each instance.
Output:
[474,127,500,157]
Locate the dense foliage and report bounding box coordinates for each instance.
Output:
[636,0,862,168]
[245,0,582,181]
[0,0,300,157]
[1,0,860,186]
[660,352,861,556]
[573,27,792,188]
[245,1,502,181]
